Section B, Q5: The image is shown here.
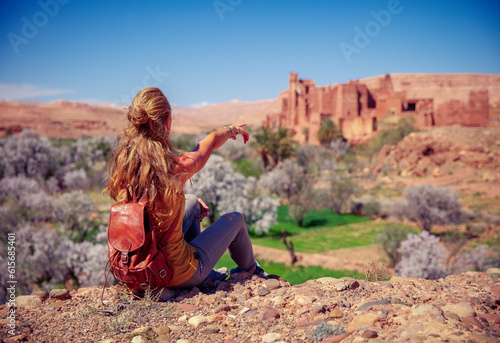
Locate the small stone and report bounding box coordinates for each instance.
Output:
[390,297,409,306]
[215,305,231,313]
[201,325,220,334]
[264,279,280,290]
[490,285,500,297]
[31,290,48,299]
[442,302,476,319]
[131,336,145,343]
[176,303,201,312]
[153,326,171,335]
[258,288,271,296]
[444,312,461,321]
[258,307,280,321]
[346,313,380,334]
[362,329,378,338]
[478,314,500,325]
[188,315,208,328]
[358,299,391,311]
[312,305,326,313]
[132,327,150,335]
[462,316,485,330]
[243,310,258,318]
[389,276,404,283]
[329,310,343,318]
[296,296,311,305]
[322,335,348,343]
[341,299,350,308]
[16,295,42,308]
[49,289,70,299]
[411,304,445,323]
[262,332,282,343]
[335,283,347,291]
[486,268,500,277]
[348,280,360,289]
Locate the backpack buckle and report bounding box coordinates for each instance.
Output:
[159,269,166,278]
[121,253,129,264]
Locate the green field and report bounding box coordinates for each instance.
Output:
[249,206,390,253]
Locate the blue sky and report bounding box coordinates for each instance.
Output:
[0,0,499,107]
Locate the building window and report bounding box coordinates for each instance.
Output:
[407,102,416,111]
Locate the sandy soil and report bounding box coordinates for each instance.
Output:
[252,244,386,272]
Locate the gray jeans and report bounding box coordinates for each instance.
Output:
[175,194,257,288]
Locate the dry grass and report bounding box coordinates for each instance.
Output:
[363,260,391,282]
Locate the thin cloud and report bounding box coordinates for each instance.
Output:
[0,83,73,101]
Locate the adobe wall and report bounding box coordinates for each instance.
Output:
[264,73,492,144]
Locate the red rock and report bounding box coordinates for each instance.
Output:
[478,314,500,325]
[463,316,486,330]
[297,314,321,327]
[257,306,280,321]
[175,303,201,312]
[362,329,378,338]
[322,334,348,343]
[490,285,500,297]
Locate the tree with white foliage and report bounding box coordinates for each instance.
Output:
[185,154,278,234]
[395,231,450,279]
[392,184,464,232]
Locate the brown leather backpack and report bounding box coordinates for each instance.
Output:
[105,188,174,292]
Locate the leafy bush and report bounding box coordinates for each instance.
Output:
[317,174,357,214]
[392,183,463,231]
[308,322,345,342]
[63,169,90,191]
[374,224,416,266]
[358,116,416,158]
[231,157,263,178]
[0,130,53,180]
[56,190,98,242]
[296,145,336,172]
[452,244,491,273]
[395,231,449,279]
[259,159,315,227]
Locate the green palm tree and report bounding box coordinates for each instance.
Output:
[317,118,343,147]
[251,127,296,170]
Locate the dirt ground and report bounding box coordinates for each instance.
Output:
[253,244,386,272]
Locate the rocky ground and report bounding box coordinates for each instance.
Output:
[1,269,499,343]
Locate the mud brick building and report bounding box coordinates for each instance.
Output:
[264,73,490,145]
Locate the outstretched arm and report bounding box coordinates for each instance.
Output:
[174,124,249,188]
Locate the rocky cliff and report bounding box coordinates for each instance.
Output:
[2,269,499,343]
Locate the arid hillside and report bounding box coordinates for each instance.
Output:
[0,97,282,138]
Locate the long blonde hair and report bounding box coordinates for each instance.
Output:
[104,87,179,219]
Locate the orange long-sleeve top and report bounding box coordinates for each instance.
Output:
[152,192,199,287]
